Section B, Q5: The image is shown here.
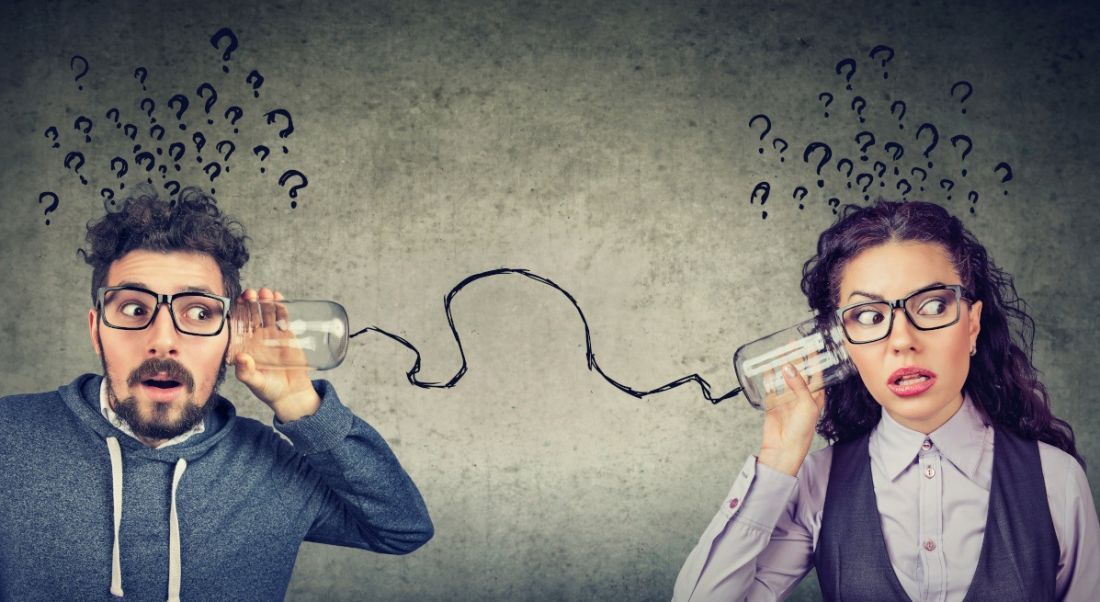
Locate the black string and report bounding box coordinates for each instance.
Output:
[348,268,742,405]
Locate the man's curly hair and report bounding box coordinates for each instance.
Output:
[78,186,251,305]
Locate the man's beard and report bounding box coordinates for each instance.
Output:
[97,325,230,442]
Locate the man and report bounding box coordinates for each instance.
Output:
[0,187,433,601]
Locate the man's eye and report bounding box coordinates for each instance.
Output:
[183,305,213,321]
[119,303,147,317]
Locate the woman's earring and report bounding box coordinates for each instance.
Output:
[970,344,977,356]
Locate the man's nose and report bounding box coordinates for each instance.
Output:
[146,303,181,356]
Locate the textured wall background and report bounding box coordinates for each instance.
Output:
[1,0,1098,600]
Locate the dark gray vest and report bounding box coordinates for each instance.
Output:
[813,426,1058,601]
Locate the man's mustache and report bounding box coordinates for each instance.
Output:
[126,358,195,390]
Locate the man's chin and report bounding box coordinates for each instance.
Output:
[113,389,209,441]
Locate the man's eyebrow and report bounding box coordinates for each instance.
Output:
[112,281,221,295]
[847,281,948,301]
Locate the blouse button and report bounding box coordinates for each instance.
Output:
[729,498,739,509]
[923,538,936,552]
[924,465,936,479]
[921,439,933,451]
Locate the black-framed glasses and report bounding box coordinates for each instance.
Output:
[835,284,973,345]
[96,286,231,336]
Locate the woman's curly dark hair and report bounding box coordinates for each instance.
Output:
[803,199,1082,467]
[78,186,251,305]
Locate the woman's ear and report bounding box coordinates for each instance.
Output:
[968,299,983,348]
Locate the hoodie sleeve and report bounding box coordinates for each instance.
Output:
[271,379,434,555]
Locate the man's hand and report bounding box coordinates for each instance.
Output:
[233,287,322,423]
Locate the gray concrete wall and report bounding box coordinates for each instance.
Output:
[1,0,1097,599]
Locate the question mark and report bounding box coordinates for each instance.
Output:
[100,188,114,204]
[43,126,60,148]
[246,70,265,98]
[134,66,148,91]
[139,98,156,124]
[204,161,223,183]
[819,92,833,118]
[950,134,973,177]
[106,107,122,129]
[854,131,876,162]
[264,109,295,147]
[890,100,907,130]
[278,169,310,207]
[216,140,236,172]
[223,106,244,134]
[868,45,894,79]
[73,116,94,143]
[940,178,955,200]
[856,173,874,201]
[748,114,771,154]
[63,151,88,185]
[168,94,190,131]
[197,83,218,125]
[916,122,939,168]
[110,156,128,190]
[951,81,973,114]
[38,192,60,225]
[896,178,912,197]
[134,152,156,174]
[883,141,904,161]
[803,141,832,188]
[150,124,166,142]
[750,181,770,206]
[70,55,89,90]
[968,190,979,214]
[836,158,854,188]
[772,138,788,162]
[123,123,138,141]
[210,27,239,73]
[164,180,181,197]
[835,58,856,91]
[793,186,809,210]
[193,131,207,162]
[168,142,186,171]
[253,144,271,173]
[828,198,840,214]
[910,167,928,191]
[850,96,867,123]
[994,162,1013,196]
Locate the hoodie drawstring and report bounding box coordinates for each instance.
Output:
[105,436,189,602]
[106,437,125,598]
[167,457,187,602]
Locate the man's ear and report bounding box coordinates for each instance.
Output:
[88,307,101,357]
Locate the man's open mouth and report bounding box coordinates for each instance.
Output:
[143,379,182,389]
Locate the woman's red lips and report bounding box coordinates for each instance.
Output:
[887,366,936,397]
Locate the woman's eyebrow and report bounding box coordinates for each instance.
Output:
[847,281,949,301]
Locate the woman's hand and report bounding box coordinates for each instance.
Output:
[756,362,827,477]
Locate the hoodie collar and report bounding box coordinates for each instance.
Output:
[99,378,206,449]
[60,373,238,463]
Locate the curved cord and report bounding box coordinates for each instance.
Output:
[349,268,742,405]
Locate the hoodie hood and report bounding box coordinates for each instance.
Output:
[57,373,240,600]
[60,373,239,464]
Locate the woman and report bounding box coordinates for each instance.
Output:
[672,200,1099,601]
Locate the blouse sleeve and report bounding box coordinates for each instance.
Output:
[1051,448,1100,600]
[671,453,821,601]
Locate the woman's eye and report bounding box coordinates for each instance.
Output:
[854,309,883,325]
[919,299,947,315]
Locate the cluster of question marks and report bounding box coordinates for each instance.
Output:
[746,44,1016,220]
[36,27,312,225]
